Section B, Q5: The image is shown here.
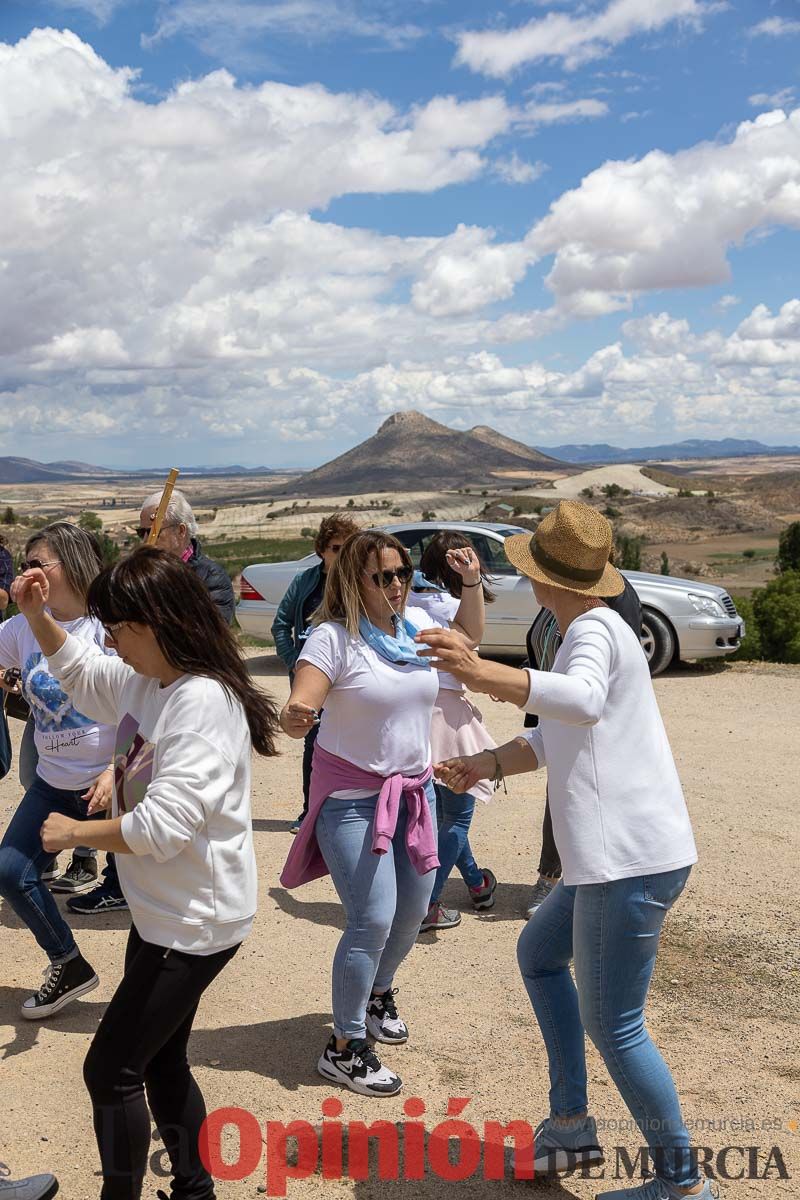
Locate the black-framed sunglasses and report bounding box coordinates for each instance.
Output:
[364,566,413,589]
[20,558,61,573]
[136,522,179,540]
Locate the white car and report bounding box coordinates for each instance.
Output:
[238,521,744,676]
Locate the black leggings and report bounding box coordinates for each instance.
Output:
[537,790,562,880]
[84,925,239,1200]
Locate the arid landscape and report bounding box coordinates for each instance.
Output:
[1,410,795,596]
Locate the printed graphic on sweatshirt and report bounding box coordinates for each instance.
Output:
[114,712,155,813]
[23,651,98,752]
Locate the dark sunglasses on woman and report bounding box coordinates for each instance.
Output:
[365,566,413,589]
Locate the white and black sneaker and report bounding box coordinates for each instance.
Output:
[20,955,99,1020]
[317,1035,402,1096]
[366,987,409,1044]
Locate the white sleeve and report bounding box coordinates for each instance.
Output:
[120,731,235,861]
[0,617,21,669]
[297,622,346,684]
[523,619,613,726]
[522,726,546,769]
[47,630,133,726]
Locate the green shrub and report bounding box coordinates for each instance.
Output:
[753,570,800,662]
[604,505,621,518]
[616,535,641,571]
[660,552,670,575]
[580,487,594,499]
[79,511,103,532]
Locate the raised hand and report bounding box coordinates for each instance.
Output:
[11,568,50,617]
[445,546,481,586]
[414,626,486,689]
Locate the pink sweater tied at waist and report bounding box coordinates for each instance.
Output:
[280,743,438,889]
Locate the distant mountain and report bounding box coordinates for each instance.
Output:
[280,410,567,496]
[539,438,800,464]
[0,457,278,484]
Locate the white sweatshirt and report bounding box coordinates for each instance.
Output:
[49,632,256,953]
[522,607,697,886]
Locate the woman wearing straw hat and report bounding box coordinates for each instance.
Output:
[418,501,715,1200]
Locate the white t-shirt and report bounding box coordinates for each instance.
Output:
[298,608,440,798]
[408,591,464,692]
[48,633,256,954]
[0,613,116,790]
[523,607,698,886]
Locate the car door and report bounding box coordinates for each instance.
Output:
[465,532,538,655]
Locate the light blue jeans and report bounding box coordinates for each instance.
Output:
[517,866,698,1188]
[315,782,437,1040]
[430,784,483,904]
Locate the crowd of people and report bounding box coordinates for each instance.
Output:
[0,495,718,1200]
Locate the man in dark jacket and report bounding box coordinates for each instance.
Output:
[67,487,234,915]
[272,512,359,830]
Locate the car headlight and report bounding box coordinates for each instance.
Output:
[688,593,726,618]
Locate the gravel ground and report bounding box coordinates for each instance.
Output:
[0,655,798,1199]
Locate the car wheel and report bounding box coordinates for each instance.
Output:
[640,609,676,677]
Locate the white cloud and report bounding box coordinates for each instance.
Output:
[715,293,741,311]
[749,87,795,109]
[143,0,423,61]
[519,98,609,127]
[454,0,717,77]
[492,154,547,185]
[51,0,122,21]
[621,109,653,122]
[528,107,800,314]
[748,17,800,38]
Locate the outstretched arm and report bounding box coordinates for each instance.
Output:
[435,735,539,793]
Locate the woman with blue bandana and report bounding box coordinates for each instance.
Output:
[279,530,476,1098]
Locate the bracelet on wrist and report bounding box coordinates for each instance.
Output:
[461,580,482,588]
[487,748,507,795]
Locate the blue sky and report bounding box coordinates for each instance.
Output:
[2,0,800,467]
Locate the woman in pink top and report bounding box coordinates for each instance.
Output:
[279,530,474,1098]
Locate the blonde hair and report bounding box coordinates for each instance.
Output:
[313,531,413,637]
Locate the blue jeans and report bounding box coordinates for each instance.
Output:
[517,867,697,1188]
[430,784,483,904]
[315,782,437,1040]
[0,775,92,962]
[20,720,96,861]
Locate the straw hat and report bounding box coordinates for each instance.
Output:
[504,500,624,597]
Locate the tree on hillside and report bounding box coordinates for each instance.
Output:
[2,506,15,525]
[616,535,642,571]
[79,511,103,533]
[660,552,670,575]
[777,522,800,573]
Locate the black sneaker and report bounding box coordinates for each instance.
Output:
[0,1165,59,1199]
[49,853,98,894]
[366,987,408,1044]
[20,955,99,1020]
[468,867,497,911]
[67,883,128,914]
[317,1035,402,1096]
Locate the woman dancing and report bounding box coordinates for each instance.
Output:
[280,531,474,1097]
[420,501,713,1200]
[13,547,279,1200]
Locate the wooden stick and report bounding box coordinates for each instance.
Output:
[146,468,181,545]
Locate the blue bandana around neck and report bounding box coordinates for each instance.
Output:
[359,613,431,670]
[411,569,447,593]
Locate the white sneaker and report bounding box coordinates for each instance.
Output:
[596,1178,720,1199]
[526,876,557,919]
[317,1036,402,1096]
[366,987,408,1044]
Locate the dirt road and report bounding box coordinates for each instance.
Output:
[0,657,797,1198]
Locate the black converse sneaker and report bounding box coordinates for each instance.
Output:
[317,1035,402,1096]
[49,853,98,894]
[366,987,409,1044]
[20,955,99,1020]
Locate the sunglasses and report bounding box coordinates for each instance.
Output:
[136,523,179,540]
[20,558,61,573]
[102,622,128,640]
[364,566,413,589]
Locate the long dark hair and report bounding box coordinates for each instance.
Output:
[418,531,495,603]
[87,547,279,756]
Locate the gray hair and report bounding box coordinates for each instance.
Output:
[141,487,197,538]
[26,522,103,604]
